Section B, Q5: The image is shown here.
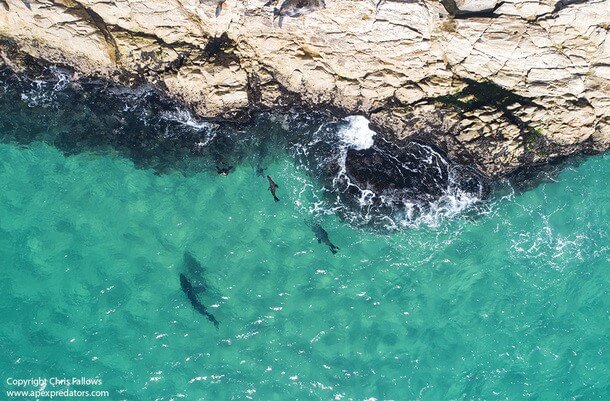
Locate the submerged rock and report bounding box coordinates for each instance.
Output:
[343,138,489,208]
[290,115,491,227]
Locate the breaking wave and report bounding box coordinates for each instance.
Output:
[290,116,491,230]
[337,115,376,150]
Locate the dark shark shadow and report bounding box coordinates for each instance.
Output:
[179,252,220,328]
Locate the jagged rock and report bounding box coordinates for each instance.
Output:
[0,0,608,177]
[344,138,490,206]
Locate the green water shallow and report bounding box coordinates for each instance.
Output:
[0,140,608,400]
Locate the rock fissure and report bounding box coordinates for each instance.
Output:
[52,0,120,63]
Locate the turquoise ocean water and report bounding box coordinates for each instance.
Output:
[0,70,608,400]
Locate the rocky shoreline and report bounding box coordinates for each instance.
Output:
[1,0,609,177]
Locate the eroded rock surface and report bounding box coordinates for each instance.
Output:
[1,0,609,176]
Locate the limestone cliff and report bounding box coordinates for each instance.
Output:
[1,0,609,176]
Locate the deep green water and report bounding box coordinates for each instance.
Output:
[0,71,609,400]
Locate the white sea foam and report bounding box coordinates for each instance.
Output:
[338,116,376,150]
[161,109,217,131]
[292,119,487,230]
[160,108,218,146]
[20,67,71,107]
[399,191,481,229]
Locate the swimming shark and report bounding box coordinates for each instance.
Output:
[179,273,219,328]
